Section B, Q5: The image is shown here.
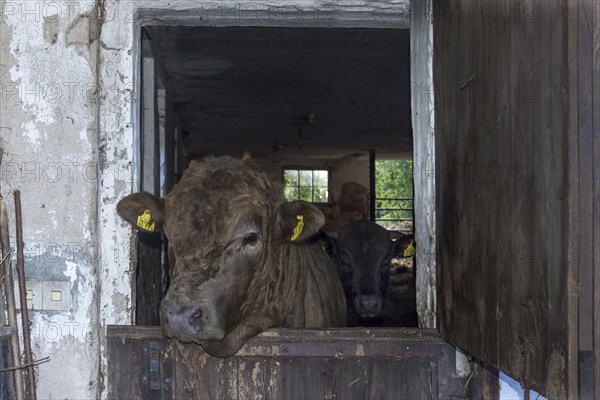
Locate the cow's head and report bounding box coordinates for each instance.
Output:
[117,156,325,356]
[330,222,393,322]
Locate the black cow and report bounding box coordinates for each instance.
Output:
[390,230,416,269]
[323,221,394,326]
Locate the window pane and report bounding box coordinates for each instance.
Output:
[298,186,312,202]
[284,170,298,186]
[313,186,328,202]
[314,170,328,186]
[283,168,329,203]
[299,170,312,186]
[284,186,298,201]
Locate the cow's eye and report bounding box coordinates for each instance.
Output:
[242,232,259,247]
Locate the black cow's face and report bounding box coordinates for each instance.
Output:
[334,222,393,320]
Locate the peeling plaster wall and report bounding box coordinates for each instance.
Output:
[1,1,101,398]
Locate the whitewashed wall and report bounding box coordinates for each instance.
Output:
[1,1,103,397]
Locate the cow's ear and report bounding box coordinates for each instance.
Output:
[391,232,416,258]
[276,201,325,242]
[117,192,165,233]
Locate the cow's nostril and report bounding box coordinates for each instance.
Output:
[189,308,203,329]
[355,295,383,315]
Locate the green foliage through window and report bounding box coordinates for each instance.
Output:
[375,160,414,228]
[284,169,330,203]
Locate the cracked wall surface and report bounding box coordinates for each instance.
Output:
[1,1,103,398]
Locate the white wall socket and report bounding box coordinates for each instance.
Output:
[14,280,71,311]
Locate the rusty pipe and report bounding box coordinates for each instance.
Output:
[0,146,24,400]
[14,191,36,400]
[0,202,24,400]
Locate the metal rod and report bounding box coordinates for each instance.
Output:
[368,149,376,222]
[374,218,415,222]
[14,191,36,400]
[1,202,24,400]
[0,146,24,400]
[374,197,414,201]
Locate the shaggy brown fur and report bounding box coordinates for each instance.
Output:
[118,155,346,357]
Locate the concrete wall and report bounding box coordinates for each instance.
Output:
[1,1,102,397]
[1,1,410,398]
[330,158,370,205]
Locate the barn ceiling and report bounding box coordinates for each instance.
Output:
[147,26,412,160]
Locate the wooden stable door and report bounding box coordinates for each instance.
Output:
[107,326,490,399]
[433,1,600,398]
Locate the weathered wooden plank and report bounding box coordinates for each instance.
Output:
[566,1,581,398]
[578,0,594,357]
[565,2,600,398]
[107,330,173,400]
[482,364,500,400]
[577,1,597,398]
[173,347,238,400]
[135,232,162,326]
[592,0,600,398]
[434,0,570,397]
[107,326,484,399]
[136,47,166,327]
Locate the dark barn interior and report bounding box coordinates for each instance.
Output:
[135,25,418,329]
[147,26,412,159]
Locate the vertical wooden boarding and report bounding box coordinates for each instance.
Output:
[410,0,437,329]
[107,326,173,400]
[136,32,168,326]
[593,1,600,398]
[574,1,595,399]
[107,326,489,399]
[434,0,571,397]
[566,1,580,398]
[569,0,600,398]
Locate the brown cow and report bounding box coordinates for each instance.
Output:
[117,155,346,357]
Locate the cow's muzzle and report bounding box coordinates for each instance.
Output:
[160,298,225,341]
[354,295,383,318]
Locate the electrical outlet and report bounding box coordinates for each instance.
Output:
[42,281,70,311]
[14,280,70,311]
[14,280,43,310]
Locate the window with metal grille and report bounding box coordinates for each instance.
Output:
[283,169,330,203]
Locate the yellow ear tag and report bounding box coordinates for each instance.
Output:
[403,241,415,257]
[137,210,155,232]
[290,215,304,241]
